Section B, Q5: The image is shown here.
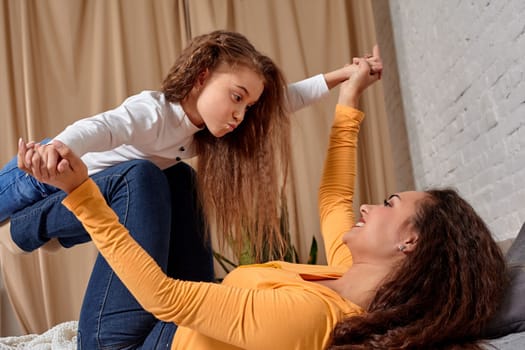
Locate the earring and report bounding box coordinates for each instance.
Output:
[398,244,406,252]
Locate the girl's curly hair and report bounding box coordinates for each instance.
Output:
[161,30,291,261]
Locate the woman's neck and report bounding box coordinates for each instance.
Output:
[317,263,392,309]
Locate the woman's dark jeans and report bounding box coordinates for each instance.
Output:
[10,160,214,349]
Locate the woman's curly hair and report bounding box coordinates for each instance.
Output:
[328,188,508,349]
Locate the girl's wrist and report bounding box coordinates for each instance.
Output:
[324,66,356,90]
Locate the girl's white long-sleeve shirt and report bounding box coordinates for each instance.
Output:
[54,75,329,175]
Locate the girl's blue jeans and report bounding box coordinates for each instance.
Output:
[8,159,214,349]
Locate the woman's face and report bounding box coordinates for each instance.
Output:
[343,191,427,263]
[185,62,264,137]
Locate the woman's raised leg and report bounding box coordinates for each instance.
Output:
[79,161,214,349]
[77,160,172,349]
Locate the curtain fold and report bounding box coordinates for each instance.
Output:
[0,0,400,335]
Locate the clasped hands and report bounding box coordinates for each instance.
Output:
[17,138,88,194]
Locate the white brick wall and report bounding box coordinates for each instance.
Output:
[387,0,525,240]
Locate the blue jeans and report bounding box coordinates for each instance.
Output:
[11,160,214,349]
[0,140,58,223]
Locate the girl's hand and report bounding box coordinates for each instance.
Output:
[363,45,383,79]
[17,139,60,176]
[18,138,88,194]
[337,45,382,107]
[323,47,382,89]
[17,139,36,173]
[19,141,62,180]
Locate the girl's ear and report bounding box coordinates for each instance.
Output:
[196,68,210,88]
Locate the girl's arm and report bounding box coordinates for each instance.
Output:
[53,91,172,157]
[286,74,330,112]
[286,57,382,112]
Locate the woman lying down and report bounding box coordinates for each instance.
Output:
[17,51,506,349]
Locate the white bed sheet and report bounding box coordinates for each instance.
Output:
[0,321,77,350]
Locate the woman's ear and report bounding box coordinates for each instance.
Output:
[400,232,419,253]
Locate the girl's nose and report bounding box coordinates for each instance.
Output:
[233,109,245,123]
[360,204,369,216]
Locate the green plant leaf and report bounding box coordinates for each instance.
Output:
[307,236,318,265]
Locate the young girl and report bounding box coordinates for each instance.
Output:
[0,30,371,257]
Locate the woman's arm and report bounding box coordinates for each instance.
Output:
[62,179,337,349]
[17,143,341,349]
[318,47,382,267]
[318,106,364,267]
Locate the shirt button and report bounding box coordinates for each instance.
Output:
[179,146,185,152]
[176,157,181,161]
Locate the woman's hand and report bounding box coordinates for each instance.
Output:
[323,52,383,90]
[338,45,383,108]
[17,140,63,180]
[18,138,89,194]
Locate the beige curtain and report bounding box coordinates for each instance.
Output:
[0,0,189,334]
[0,0,399,335]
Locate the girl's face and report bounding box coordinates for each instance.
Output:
[186,62,264,137]
[343,191,426,263]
